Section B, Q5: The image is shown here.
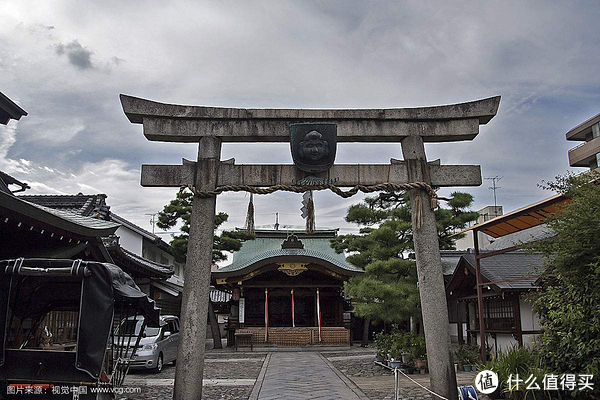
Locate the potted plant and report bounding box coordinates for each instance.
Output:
[456,344,479,372]
[389,333,404,369]
[374,331,391,363]
[410,334,428,370]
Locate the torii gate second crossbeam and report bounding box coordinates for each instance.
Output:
[120,94,500,400]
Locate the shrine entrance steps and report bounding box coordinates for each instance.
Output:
[235,327,351,347]
[250,352,367,400]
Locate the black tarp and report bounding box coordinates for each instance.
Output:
[0,259,161,379]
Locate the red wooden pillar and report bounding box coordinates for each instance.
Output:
[264,288,269,342]
[316,288,322,342]
[291,289,295,328]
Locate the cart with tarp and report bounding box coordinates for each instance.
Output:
[0,258,162,399]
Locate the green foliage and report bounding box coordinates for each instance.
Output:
[157,189,252,263]
[374,326,427,362]
[374,330,392,360]
[331,190,477,323]
[455,344,480,365]
[528,171,600,378]
[482,346,551,399]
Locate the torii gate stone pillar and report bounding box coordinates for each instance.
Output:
[120,94,500,400]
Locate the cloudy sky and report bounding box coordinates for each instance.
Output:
[1,1,599,239]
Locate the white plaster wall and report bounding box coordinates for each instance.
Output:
[116,226,143,256]
[449,322,458,343]
[520,298,541,331]
[495,334,518,353]
[475,333,518,354]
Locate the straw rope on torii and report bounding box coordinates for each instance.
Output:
[181,181,440,231]
[181,181,438,199]
[120,93,500,400]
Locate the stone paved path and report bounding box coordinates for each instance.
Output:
[255,352,366,400]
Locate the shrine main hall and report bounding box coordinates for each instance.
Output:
[213,229,362,346]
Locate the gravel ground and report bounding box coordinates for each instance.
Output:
[330,357,391,378]
[323,353,479,400]
[122,355,265,400]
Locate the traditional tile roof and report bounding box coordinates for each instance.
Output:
[0,171,30,194]
[20,193,110,220]
[110,212,170,250]
[0,91,27,125]
[0,190,119,237]
[214,229,362,277]
[460,252,544,290]
[103,235,173,279]
[440,250,470,276]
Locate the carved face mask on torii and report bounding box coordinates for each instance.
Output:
[298,130,329,161]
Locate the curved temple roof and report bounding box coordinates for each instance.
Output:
[213,233,362,279]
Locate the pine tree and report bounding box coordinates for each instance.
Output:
[156,189,252,264]
[331,191,478,325]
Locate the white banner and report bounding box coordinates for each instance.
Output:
[239,297,245,324]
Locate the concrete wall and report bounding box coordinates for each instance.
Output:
[454,205,502,250]
[115,225,143,255]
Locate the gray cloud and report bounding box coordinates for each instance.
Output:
[55,40,93,69]
[1,1,600,234]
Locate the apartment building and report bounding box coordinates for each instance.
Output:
[566,113,600,169]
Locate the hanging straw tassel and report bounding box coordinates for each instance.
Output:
[306,190,315,234]
[245,193,255,236]
[413,192,423,231]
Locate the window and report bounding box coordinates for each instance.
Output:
[475,298,515,331]
[166,320,178,334]
[592,122,599,139]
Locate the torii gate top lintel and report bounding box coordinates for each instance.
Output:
[120,94,500,143]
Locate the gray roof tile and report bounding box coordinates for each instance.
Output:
[462,252,544,290]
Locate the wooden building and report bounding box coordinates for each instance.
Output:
[213,229,362,347]
[445,251,543,354]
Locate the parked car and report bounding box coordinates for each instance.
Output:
[116,315,180,373]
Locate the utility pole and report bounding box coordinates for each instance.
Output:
[485,176,502,211]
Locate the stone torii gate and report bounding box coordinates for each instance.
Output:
[120,94,500,399]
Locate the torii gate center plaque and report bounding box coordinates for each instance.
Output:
[290,123,337,173]
[120,94,500,400]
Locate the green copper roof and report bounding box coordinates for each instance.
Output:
[215,235,362,275]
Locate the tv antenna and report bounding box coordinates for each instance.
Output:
[146,213,158,234]
[484,176,502,209]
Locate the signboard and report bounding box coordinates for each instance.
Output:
[238,297,245,324]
